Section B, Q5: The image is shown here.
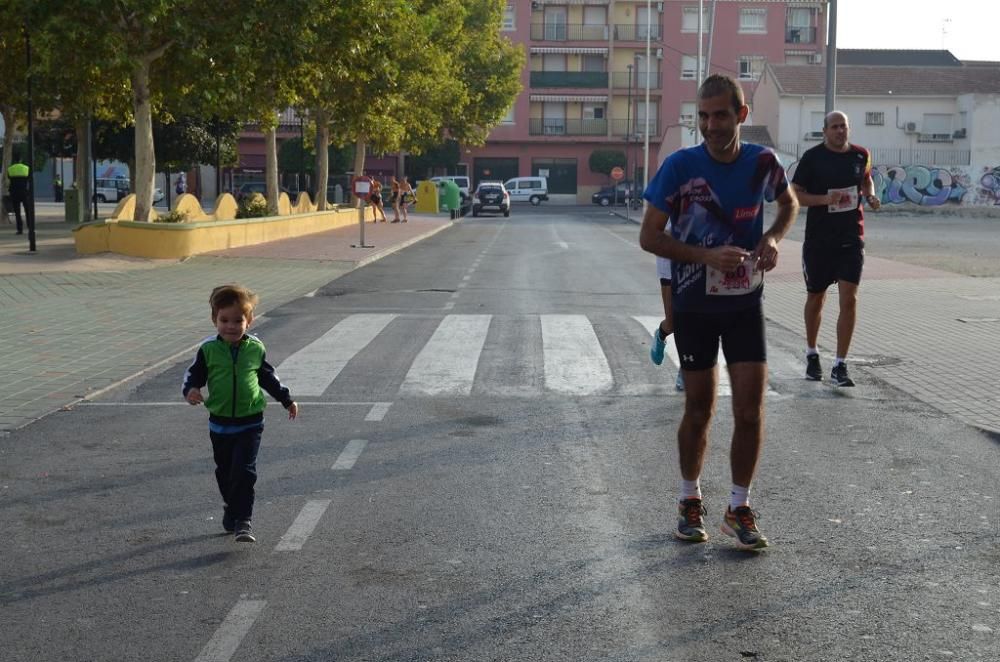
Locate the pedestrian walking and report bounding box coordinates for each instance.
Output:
[369,177,387,222]
[791,111,880,387]
[399,176,415,223]
[638,74,799,550]
[182,284,299,543]
[53,174,63,202]
[389,176,401,222]
[6,159,30,235]
[176,173,187,195]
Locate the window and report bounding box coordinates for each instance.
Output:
[787,7,812,27]
[681,55,705,80]
[865,111,884,126]
[635,101,660,135]
[681,6,711,33]
[502,4,515,31]
[637,5,656,39]
[739,8,767,34]
[501,105,515,125]
[582,54,605,72]
[921,113,953,140]
[583,104,605,120]
[680,102,696,127]
[738,56,765,80]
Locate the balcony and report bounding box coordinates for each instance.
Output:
[613,24,662,41]
[611,71,662,90]
[785,26,817,43]
[529,118,609,136]
[530,71,609,88]
[611,118,661,137]
[531,23,610,41]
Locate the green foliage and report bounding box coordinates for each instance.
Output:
[406,140,460,179]
[155,209,189,223]
[236,195,269,219]
[278,138,354,175]
[589,150,627,177]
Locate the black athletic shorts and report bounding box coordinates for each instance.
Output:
[802,242,864,293]
[673,303,767,371]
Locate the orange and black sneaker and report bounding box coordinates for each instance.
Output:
[675,498,708,542]
[721,506,769,550]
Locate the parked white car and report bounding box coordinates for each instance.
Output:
[504,176,548,205]
[430,175,471,201]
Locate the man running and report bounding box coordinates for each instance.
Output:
[639,74,799,550]
[791,111,880,387]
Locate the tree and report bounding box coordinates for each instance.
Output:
[405,139,460,180]
[589,149,627,178]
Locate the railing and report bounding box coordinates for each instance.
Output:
[785,26,817,43]
[611,118,660,137]
[530,71,609,88]
[530,23,610,41]
[611,71,662,89]
[528,118,609,136]
[779,143,971,167]
[613,24,662,41]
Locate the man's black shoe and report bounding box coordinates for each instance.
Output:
[805,353,822,381]
[831,363,855,387]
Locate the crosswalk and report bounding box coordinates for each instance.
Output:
[276,314,786,399]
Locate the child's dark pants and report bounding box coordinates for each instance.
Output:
[210,426,263,522]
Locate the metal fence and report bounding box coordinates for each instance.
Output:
[777,143,971,167]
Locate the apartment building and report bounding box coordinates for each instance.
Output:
[464,0,828,203]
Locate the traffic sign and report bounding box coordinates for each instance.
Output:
[610,167,624,181]
[352,175,372,197]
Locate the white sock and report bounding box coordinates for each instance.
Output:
[834,357,846,367]
[679,479,702,502]
[730,484,750,510]
[806,347,818,357]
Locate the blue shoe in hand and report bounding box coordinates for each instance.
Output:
[650,328,666,366]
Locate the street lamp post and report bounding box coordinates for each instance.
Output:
[625,62,633,222]
[642,0,653,198]
[23,25,36,252]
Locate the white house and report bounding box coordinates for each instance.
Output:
[752,50,1000,207]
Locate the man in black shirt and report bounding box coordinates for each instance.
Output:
[791,111,880,387]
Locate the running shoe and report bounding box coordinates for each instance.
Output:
[831,363,855,387]
[675,498,708,542]
[805,353,822,381]
[721,506,768,550]
[650,328,666,366]
[234,520,256,543]
[675,370,685,392]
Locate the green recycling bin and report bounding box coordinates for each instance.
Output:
[64,188,80,223]
[437,180,462,213]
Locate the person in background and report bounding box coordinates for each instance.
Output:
[7,159,31,235]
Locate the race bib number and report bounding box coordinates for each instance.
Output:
[828,186,858,213]
[706,264,763,296]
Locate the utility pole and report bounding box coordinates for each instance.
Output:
[24,25,36,252]
[642,0,652,196]
[825,0,837,113]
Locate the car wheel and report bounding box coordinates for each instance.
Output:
[599,197,610,207]
[529,195,541,206]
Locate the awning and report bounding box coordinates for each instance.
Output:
[531,47,608,55]
[534,0,609,5]
[530,94,608,103]
[785,49,817,56]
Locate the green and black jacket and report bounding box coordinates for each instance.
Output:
[182,334,294,426]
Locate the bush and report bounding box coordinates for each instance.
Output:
[155,209,189,223]
[236,196,270,219]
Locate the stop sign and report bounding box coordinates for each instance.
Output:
[610,166,624,181]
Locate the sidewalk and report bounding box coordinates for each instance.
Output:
[618,210,1000,436]
[0,205,452,432]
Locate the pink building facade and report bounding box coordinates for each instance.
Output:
[465,0,827,203]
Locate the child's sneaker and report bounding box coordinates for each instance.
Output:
[234,520,256,543]
[720,506,768,550]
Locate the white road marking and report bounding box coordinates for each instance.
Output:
[193,599,266,662]
[275,500,332,552]
[332,439,368,471]
[556,241,569,249]
[78,401,381,407]
[276,314,397,396]
[541,315,613,395]
[401,315,492,395]
[365,402,392,421]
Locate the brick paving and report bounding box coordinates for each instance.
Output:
[0,206,451,432]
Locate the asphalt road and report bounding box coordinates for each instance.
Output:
[2,205,997,661]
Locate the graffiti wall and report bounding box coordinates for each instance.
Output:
[784,159,1000,207]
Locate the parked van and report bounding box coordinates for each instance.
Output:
[504,176,548,205]
[429,175,471,201]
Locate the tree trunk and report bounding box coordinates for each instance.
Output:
[75,116,93,223]
[264,123,279,216]
[315,109,329,210]
[353,138,367,207]
[1,106,16,196]
[131,60,155,221]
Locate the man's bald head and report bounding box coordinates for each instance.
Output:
[822,111,850,152]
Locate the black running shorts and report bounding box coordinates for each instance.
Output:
[802,242,864,293]
[673,303,767,371]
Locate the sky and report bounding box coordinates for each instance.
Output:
[836,0,1000,61]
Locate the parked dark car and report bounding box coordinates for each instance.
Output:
[591,180,641,208]
[472,182,511,217]
[236,182,293,201]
